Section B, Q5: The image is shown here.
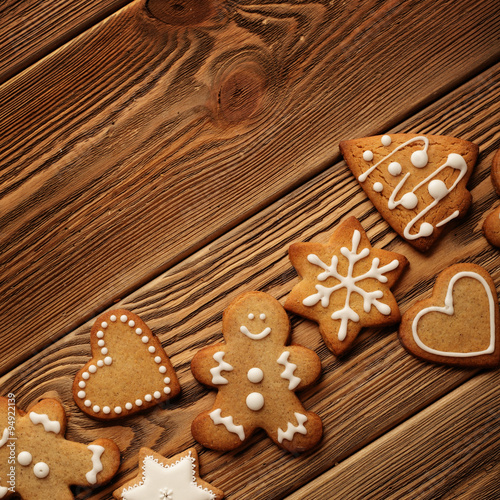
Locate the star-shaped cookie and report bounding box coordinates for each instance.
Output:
[113,448,223,500]
[285,217,408,356]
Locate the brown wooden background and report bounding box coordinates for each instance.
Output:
[0,0,499,498]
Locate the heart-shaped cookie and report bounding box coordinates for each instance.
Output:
[340,134,479,252]
[73,309,180,419]
[399,264,500,368]
[482,149,500,248]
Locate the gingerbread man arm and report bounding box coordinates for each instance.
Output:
[277,346,321,391]
[25,399,67,436]
[191,344,230,389]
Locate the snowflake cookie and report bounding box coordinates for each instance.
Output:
[113,447,223,500]
[399,263,500,368]
[482,149,500,248]
[340,134,479,251]
[285,217,408,356]
[0,397,120,500]
[191,291,323,454]
[73,309,180,420]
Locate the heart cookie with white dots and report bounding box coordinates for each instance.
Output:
[73,309,180,419]
[399,264,500,368]
[482,149,500,248]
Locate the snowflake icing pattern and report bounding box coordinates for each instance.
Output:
[303,229,400,341]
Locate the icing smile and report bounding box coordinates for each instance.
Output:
[239,325,271,340]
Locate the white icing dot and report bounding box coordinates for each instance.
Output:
[411,150,428,168]
[135,399,143,407]
[88,365,97,374]
[401,192,419,210]
[93,405,100,413]
[141,336,149,343]
[97,360,104,367]
[419,222,434,237]
[33,462,50,479]
[164,377,171,384]
[77,391,86,399]
[120,314,128,323]
[101,322,108,328]
[428,179,448,200]
[101,348,108,355]
[381,135,392,146]
[159,366,167,374]
[373,182,384,193]
[84,400,92,407]
[128,320,135,327]
[135,328,142,335]
[97,339,105,347]
[145,394,152,402]
[248,313,255,320]
[246,392,264,411]
[259,313,266,320]
[247,367,264,384]
[154,391,162,399]
[363,150,374,161]
[164,387,171,395]
[103,406,111,414]
[154,356,162,364]
[110,315,117,322]
[125,402,133,410]
[96,331,104,339]
[82,372,90,380]
[104,356,113,366]
[114,406,122,414]
[388,161,402,176]
[18,451,32,466]
[78,381,86,389]
[148,346,156,353]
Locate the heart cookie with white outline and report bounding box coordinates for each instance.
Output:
[73,309,180,419]
[399,264,500,368]
[482,149,500,248]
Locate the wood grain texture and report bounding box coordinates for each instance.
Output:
[1,62,498,498]
[0,0,132,85]
[286,370,500,500]
[1,0,499,373]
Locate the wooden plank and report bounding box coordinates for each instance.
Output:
[285,370,500,500]
[0,63,498,498]
[0,0,131,85]
[1,0,499,372]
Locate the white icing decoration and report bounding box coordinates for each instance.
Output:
[0,487,6,498]
[259,313,266,320]
[115,406,122,414]
[93,405,100,413]
[159,366,167,373]
[104,356,113,365]
[125,402,133,410]
[84,400,92,407]
[29,412,61,434]
[381,135,392,146]
[101,321,108,328]
[248,313,255,320]
[209,409,245,441]
[154,391,161,399]
[141,336,149,343]
[79,381,86,388]
[86,444,105,485]
[18,451,32,466]
[277,351,301,390]
[277,412,308,443]
[128,320,135,327]
[0,428,9,448]
[412,271,496,357]
[145,394,152,402]
[388,161,402,176]
[246,392,264,411]
[210,351,234,384]
[358,136,468,240]
[101,347,108,355]
[89,365,97,373]
[33,462,50,478]
[103,406,111,414]
[155,356,162,363]
[303,229,399,341]
[136,399,143,406]
[164,387,171,394]
[120,315,128,323]
[97,360,104,367]
[136,328,143,335]
[82,372,90,380]
[373,182,383,193]
[148,346,156,353]
[120,452,216,500]
[363,150,374,161]
[98,339,105,347]
[239,325,272,340]
[164,377,171,384]
[78,390,86,399]
[247,367,264,383]
[110,315,117,322]
[96,331,104,338]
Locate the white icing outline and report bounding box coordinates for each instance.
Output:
[210,351,234,385]
[277,412,308,443]
[29,412,61,434]
[412,271,496,357]
[86,444,105,485]
[277,351,301,390]
[239,325,271,340]
[0,428,9,448]
[209,408,245,441]
[0,486,7,498]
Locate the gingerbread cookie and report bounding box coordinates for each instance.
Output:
[340,134,479,251]
[399,263,500,368]
[285,217,408,356]
[482,149,500,247]
[73,310,180,420]
[113,447,223,500]
[191,291,322,454]
[0,397,120,499]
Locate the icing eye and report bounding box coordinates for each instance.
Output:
[259,313,266,320]
[248,313,255,320]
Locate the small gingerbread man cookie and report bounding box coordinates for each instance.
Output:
[191,291,323,454]
[482,149,500,247]
[0,397,120,499]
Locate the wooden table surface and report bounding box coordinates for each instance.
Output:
[1,0,499,498]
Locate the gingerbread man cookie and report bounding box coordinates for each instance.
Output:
[0,397,120,499]
[285,217,408,356]
[191,291,322,454]
[482,149,500,247]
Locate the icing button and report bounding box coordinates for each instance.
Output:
[33,462,50,479]
[247,367,264,384]
[246,392,264,411]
